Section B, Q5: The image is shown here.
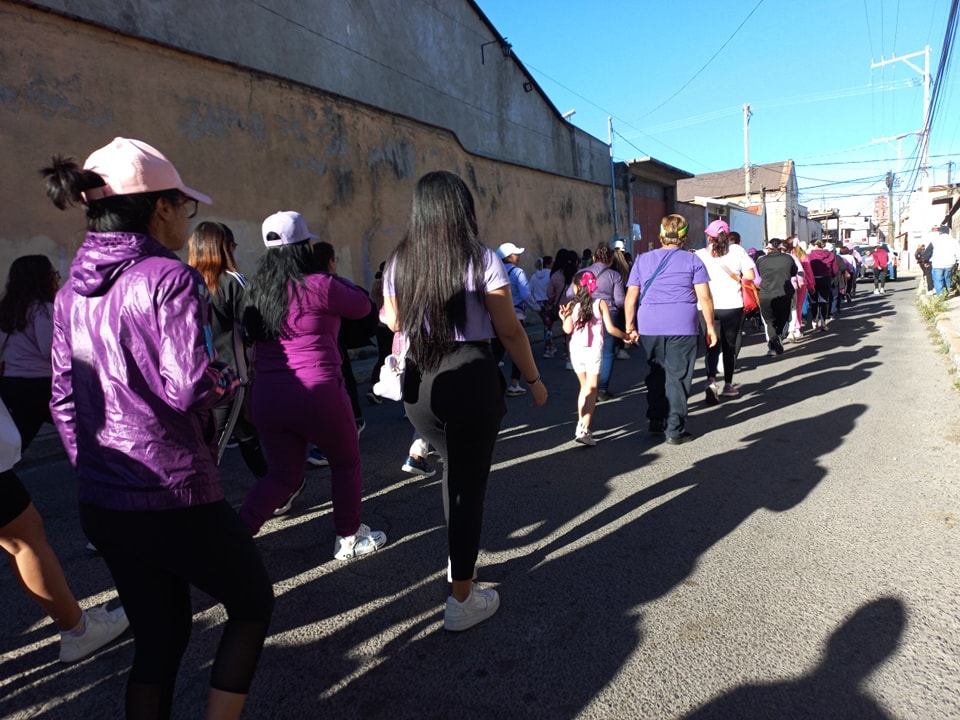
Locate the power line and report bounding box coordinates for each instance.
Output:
[635,0,766,120]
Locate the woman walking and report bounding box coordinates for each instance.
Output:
[695,220,755,402]
[44,137,273,719]
[382,171,547,631]
[240,211,386,559]
[624,214,716,444]
[0,255,59,448]
[187,222,268,477]
[0,255,129,664]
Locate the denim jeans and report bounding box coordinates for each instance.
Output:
[932,266,952,295]
[598,307,619,393]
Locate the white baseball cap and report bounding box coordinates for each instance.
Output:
[497,242,525,259]
[261,211,319,247]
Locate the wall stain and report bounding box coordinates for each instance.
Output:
[368,141,414,180]
[332,167,354,205]
[294,156,329,177]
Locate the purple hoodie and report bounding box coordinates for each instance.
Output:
[51,231,236,511]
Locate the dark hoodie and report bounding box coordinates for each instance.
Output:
[50,231,236,511]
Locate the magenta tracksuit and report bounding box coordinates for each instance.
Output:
[239,273,371,536]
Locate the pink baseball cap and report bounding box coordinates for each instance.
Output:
[81,137,212,205]
[705,219,730,238]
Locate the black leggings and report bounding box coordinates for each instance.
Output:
[403,343,506,582]
[813,276,833,322]
[701,308,744,384]
[0,376,52,451]
[80,500,274,719]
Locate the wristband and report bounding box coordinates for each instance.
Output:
[526,374,541,385]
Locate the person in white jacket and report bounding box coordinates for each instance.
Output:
[927,226,960,296]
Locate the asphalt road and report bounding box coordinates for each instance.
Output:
[2,280,959,720]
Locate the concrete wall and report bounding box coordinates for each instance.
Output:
[0,3,624,285]
[18,0,611,185]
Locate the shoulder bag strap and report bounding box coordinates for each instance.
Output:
[717,261,742,284]
[639,252,675,304]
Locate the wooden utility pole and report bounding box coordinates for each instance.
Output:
[743,104,752,205]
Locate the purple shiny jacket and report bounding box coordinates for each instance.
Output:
[51,231,236,511]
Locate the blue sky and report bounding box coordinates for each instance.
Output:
[477,0,959,217]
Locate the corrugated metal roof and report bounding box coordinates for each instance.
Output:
[677,160,794,201]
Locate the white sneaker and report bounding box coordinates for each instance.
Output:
[333,523,387,560]
[443,585,500,631]
[574,426,596,446]
[59,603,129,663]
[505,385,527,397]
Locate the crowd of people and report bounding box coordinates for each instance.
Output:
[3,134,947,717]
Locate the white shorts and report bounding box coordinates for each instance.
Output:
[570,349,602,375]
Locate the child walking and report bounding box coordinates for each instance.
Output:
[560,270,631,446]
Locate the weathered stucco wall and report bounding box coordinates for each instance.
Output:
[16,0,612,185]
[0,4,623,285]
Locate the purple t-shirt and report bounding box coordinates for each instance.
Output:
[626,248,710,336]
[254,273,372,384]
[383,246,509,341]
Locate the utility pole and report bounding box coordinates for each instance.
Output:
[871,47,931,190]
[743,104,752,205]
[886,171,895,245]
[608,116,619,241]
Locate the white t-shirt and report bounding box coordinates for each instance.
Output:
[695,244,754,310]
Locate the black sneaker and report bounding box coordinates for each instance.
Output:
[704,382,720,406]
[665,432,694,445]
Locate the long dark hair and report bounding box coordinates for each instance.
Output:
[243,241,320,341]
[390,171,486,371]
[552,248,578,284]
[571,270,597,330]
[0,255,57,333]
[313,241,336,272]
[187,222,238,294]
[40,154,180,234]
[709,230,730,258]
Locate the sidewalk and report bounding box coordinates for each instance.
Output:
[912,269,960,375]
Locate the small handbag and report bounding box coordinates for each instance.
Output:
[372,333,408,403]
[741,279,760,314]
[719,262,760,314]
[372,352,405,402]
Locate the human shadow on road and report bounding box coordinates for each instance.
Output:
[683,596,905,719]
[239,387,863,719]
